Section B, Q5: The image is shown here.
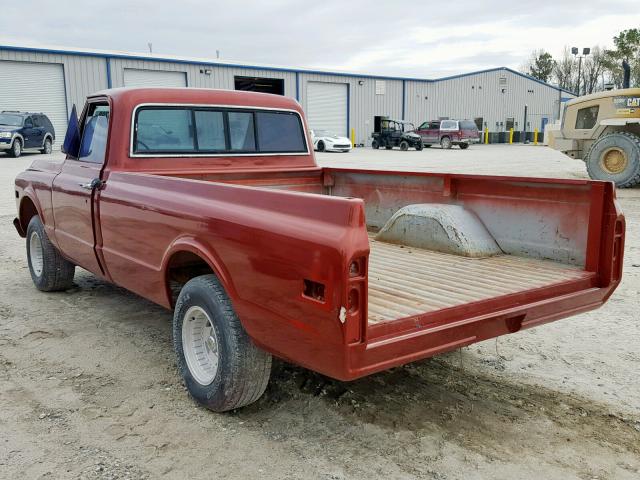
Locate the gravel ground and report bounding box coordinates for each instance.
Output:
[0,145,638,480]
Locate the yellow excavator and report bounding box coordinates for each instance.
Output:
[549,63,640,188]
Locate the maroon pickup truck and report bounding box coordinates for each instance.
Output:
[14,88,625,412]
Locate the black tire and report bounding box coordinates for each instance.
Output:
[440,136,452,149]
[423,144,432,148]
[385,145,393,150]
[371,139,379,149]
[415,142,423,151]
[40,137,52,154]
[585,132,640,188]
[459,143,469,150]
[173,274,272,412]
[400,140,409,151]
[8,138,22,158]
[26,216,75,291]
[317,141,325,152]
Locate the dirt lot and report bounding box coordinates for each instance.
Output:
[1,145,639,479]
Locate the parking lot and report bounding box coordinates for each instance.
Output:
[1,145,639,479]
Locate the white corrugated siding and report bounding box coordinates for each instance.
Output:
[306,82,348,136]
[123,68,187,87]
[0,60,68,146]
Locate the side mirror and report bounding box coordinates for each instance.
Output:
[62,104,81,158]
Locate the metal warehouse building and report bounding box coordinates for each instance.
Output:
[0,44,575,147]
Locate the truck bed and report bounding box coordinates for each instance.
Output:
[367,235,594,324]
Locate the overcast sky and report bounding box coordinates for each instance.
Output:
[1,1,639,79]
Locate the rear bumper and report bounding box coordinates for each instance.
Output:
[456,138,480,144]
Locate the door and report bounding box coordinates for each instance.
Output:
[306,82,348,136]
[415,121,430,143]
[51,101,110,276]
[0,61,67,147]
[123,68,187,87]
[426,121,440,143]
[22,116,41,148]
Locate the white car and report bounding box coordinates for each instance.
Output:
[310,129,352,152]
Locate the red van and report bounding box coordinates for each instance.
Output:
[415,119,480,149]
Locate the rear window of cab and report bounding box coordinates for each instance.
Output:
[132,106,308,155]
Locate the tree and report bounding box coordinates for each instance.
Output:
[611,28,640,87]
[581,46,606,94]
[553,47,577,92]
[525,50,556,82]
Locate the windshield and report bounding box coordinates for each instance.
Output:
[313,129,336,137]
[0,114,23,127]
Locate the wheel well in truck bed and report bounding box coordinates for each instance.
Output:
[165,251,214,307]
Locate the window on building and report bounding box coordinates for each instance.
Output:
[505,117,515,130]
[575,106,599,129]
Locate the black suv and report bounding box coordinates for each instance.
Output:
[0,111,55,158]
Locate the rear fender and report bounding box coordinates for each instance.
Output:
[161,236,237,306]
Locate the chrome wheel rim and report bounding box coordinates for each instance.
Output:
[29,231,44,277]
[14,141,21,156]
[182,306,219,385]
[45,140,52,154]
[601,147,628,174]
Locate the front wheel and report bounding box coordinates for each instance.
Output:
[317,141,325,152]
[371,139,379,149]
[173,274,272,412]
[41,138,52,154]
[459,143,469,150]
[585,132,640,188]
[415,142,423,151]
[400,140,409,151]
[8,138,22,158]
[26,216,75,291]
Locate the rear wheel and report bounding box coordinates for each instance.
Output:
[459,143,469,150]
[400,140,409,151]
[41,138,52,154]
[8,138,22,158]
[317,141,325,152]
[440,136,452,149]
[371,139,379,149]
[585,132,640,188]
[173,274,272,412]
[26,216,75,291]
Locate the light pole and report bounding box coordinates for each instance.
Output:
[571,47,591,96]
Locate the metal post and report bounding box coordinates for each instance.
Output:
[522,105,528,143]
[577,56,583,96]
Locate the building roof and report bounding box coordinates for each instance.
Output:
[0,43,575,95]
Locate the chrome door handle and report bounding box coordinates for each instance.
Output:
[79,178,104,191]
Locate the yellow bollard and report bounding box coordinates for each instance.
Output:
[509,128,514,144]
[351,128,356,148]
[534,128,538,145]
[484,127,489,144]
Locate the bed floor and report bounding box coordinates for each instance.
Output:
[367,237,593,325]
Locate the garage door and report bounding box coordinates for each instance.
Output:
[0,61,68,147]
[306,82,348,136]
[124,69,187,87]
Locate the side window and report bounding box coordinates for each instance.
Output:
[418,122,429,129]
[575,106,599,129]
[195,110,225,151]
[228,111,256,151]
[136,108,194,153]
[24,117,33,128]
[430,121,440,129]
[256,111,305,153]
[440,120,457,130]
[32,116,42,127]
[78,103,110,164]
